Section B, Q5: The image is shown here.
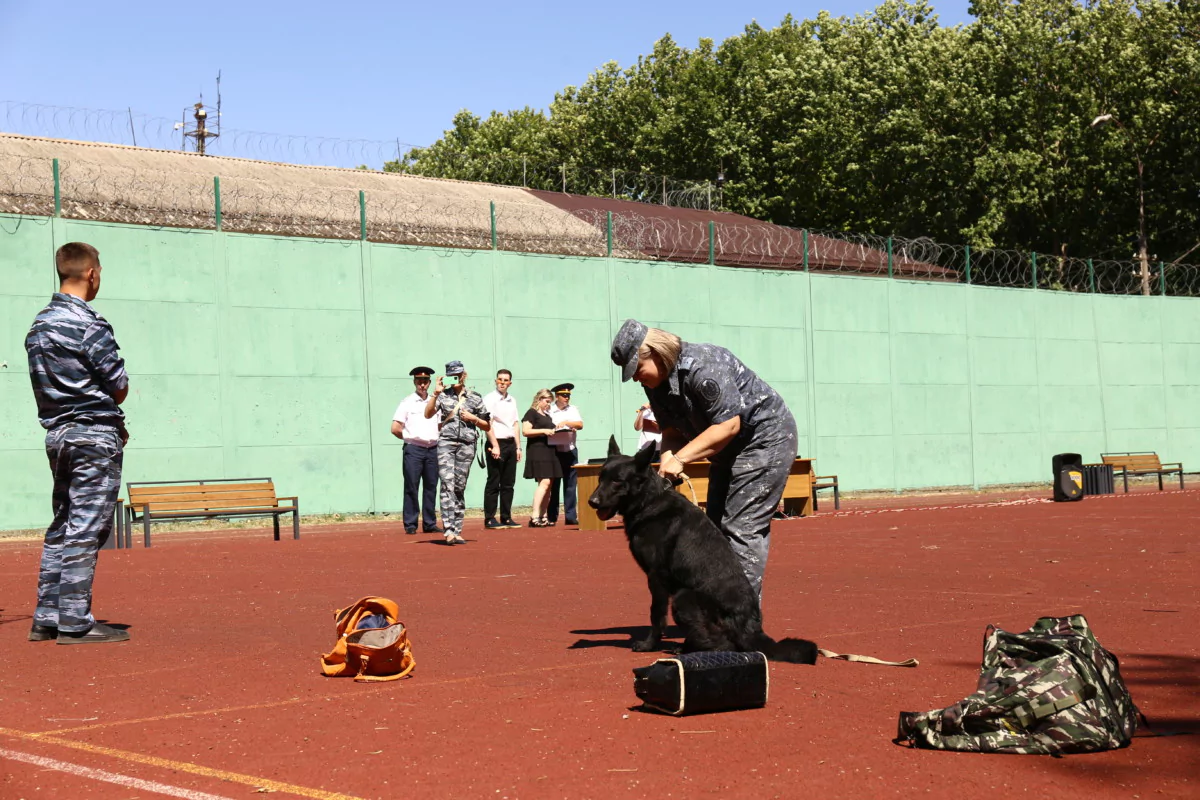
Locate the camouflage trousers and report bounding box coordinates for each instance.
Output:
[437,439,476,537]
[704,413,798,602]
[35,425,123,633]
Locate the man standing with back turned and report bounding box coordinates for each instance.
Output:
[26,242,130,644]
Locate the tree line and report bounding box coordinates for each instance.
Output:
[386,0,1199,265]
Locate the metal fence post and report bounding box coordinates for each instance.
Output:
[1031,251,1037,289]
[887,236,893,279]
[802,229,809,271]
[1160,261,1166,296]
[52,158,61,217]
[606,211,613,257]
[213,176,222,232]
[1088,258,1095,293]
[359,191,367,241]
[490,201,497,250]
[964,244,971,285]
[708,221,715,265]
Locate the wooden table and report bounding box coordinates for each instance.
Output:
[573,458,815,532]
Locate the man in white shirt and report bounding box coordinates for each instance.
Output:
[547,382,584,526]
[635,402,662,455]
[391,366,442,535]
[482,369,522,530]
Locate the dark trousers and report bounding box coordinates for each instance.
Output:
[484,438,518,521]
[402,443,439,531]
[35,425,123,633]
[548,447,579,524]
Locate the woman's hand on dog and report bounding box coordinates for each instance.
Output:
[658,450,685,480]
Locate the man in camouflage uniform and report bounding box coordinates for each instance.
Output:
[610,319,798,601]
[25,242,131,645]
[424,360,490,545]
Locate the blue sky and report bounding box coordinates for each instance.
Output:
[1,0,973,166]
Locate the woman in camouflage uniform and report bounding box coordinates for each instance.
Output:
[610,319,798,601]
[424,361,490,545]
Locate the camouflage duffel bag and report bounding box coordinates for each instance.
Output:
[897,614,1140,754]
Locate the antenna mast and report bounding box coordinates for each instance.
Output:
[180,71,222,155]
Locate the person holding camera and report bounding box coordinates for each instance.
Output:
[424,361,490,545]
[634,402,661,456]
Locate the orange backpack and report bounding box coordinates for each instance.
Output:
[320,596,415,682]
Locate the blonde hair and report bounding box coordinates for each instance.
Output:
[638,327,682,374]
[530,388,553,409]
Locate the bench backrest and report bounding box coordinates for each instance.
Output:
[1101,453,1163,471]
[127,480,279,513]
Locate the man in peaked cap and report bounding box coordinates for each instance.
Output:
[424,361,491,545]
[391,366,442,535]
[547,382,584,526]
[608,319,798,602]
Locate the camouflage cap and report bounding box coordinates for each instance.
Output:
[444,360,465,376]
[610,319,647,382]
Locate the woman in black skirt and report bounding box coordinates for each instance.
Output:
[521,388,562,527]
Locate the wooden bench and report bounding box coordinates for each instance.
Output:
[573,458,816,530]
[812,473,840,511]
[1100,453,1184,493]
[123,478,299,547]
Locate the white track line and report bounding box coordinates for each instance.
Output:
[0,746,236,800]
[819,487,1198,518]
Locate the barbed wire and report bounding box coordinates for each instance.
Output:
[2,101,716,209]
[2,151,1199,296]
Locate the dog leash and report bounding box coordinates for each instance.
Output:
[817,648,919,668]
[663,473,699,506]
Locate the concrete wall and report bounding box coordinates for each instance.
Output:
[3,213,1198,530]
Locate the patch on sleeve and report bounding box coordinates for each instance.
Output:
[698,378,721,403]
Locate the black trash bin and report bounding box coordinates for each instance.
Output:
[1082,463,1115,495]
[1052,453,1084,502]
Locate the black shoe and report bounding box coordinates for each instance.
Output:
[565,519,579,526]
[405,528,417,535]
[28,624,57,642]
[484,519,502,530]
[424,525,444,534]
[57,622,130,645]
[500,519,520,529]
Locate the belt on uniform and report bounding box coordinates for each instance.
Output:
[56,422,122,433]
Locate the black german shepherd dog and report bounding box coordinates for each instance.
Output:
[588,436,817,664]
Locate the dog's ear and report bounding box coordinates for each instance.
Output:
[607,435,622,458]
[633,441,657,472]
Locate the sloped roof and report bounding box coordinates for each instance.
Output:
[0,133,952,278]
[531,191,953,278]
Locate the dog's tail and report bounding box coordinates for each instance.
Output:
[754,634,819,665]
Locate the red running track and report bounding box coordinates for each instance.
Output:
[1,488,1196,799]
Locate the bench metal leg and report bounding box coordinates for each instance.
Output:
[103,502,122,550]
[833,485,841,510]
[1158,473,1164,491]
[144,514,152,548]
[1122,471,1129,493]
[1180,471,1185,490]
[273,513,281,541]
[293,504,300,540]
